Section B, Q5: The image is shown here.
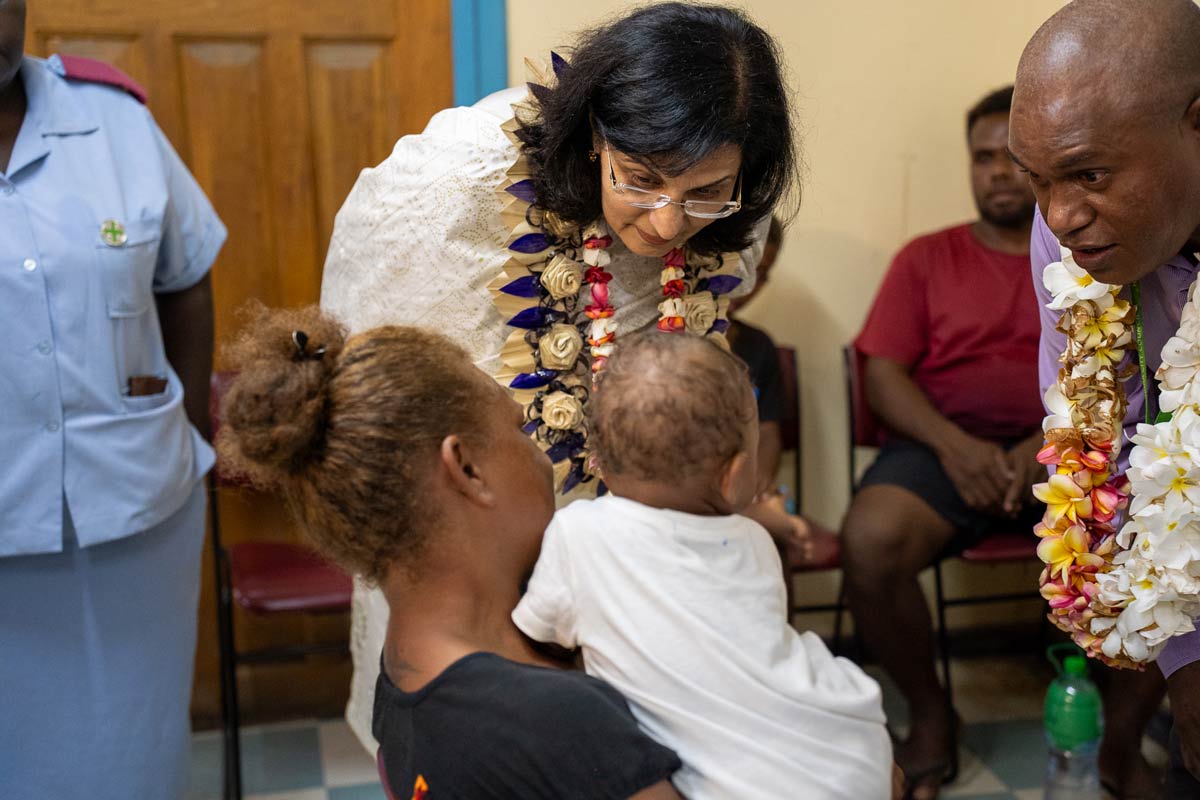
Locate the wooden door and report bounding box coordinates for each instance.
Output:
[26,0,453,724]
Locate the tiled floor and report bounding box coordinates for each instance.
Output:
[872,653,1054,800]
[188,652,1160,800]
[189,719,386,800]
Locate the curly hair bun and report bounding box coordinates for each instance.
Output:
[217,303,347,480]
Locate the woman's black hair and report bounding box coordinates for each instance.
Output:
[515,2,799,255]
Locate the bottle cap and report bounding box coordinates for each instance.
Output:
[1064,655,1088,677]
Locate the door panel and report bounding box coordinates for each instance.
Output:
[39,33,149,80]
[307,42,394,254]
[179,40,284,325]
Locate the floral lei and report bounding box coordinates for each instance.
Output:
[488,55,745,494]
[1036,246,1200,668]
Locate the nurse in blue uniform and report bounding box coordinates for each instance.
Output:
[0,1,226,796]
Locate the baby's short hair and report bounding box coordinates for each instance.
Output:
[590,332,757,481]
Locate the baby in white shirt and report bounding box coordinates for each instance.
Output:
[513,332,895,800]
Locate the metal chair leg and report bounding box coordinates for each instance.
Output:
[209,481,243,800]
[831,574,847,656]
[932,561,952,700]
[932,560,959,781]
[219,559,243,800]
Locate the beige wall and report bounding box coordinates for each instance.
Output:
[508,1,1078,626]
[508,0,1066,528]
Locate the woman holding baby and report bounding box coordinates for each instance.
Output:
[220,2,901,798]
[218,316,897,799]
[218,309,684,798]
[321,0,812,755]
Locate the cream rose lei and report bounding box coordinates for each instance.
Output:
[1037,246,1200,667]
[488,56,745,493]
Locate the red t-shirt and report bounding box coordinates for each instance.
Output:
[854,223,1042,442]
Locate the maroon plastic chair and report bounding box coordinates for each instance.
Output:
[842,345,1041,780]
[208,371,354,800]
[776,346,804,510]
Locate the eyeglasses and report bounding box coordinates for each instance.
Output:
[606,144,742,219]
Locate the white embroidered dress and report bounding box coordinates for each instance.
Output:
[320,87,763,750]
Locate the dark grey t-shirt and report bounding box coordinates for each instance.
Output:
[373,652,681,799]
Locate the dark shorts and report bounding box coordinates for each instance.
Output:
[858,438,1042,557]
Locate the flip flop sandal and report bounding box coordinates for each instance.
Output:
[894,713,964,783]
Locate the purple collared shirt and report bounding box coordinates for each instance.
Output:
[1032,207,1200,676]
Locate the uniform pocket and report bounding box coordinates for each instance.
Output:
[96,218,162,318]
[122,381,175,415]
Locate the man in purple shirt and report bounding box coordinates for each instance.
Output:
[1011,0,1200,794]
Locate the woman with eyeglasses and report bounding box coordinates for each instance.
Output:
[320,1,808,787]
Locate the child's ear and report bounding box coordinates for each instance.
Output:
[438,435,497,507]
[718,450,756,512]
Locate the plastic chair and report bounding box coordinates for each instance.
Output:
[841,345,1042,779]
[779,346,848,650]
[208,371,354,800]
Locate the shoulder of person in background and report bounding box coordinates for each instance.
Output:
[729,318,783,420]
[890,222,976,268]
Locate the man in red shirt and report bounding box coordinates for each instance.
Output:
[842,86,1043,799]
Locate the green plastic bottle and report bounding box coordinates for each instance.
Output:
[1044,646,1103,799]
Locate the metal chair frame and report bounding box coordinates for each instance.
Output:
[207,373,352,800]
[207,477,243,800]
[779,346,849,652]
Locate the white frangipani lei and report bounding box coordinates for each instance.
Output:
[1039,241,1200,665]
[1044,253,1113,310]
[1097,273,1200,662]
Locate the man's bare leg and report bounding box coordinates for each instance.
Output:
[1099,667,1166,797]
[842,485,959,798]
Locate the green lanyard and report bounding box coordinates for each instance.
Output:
[1128,281,1166,424]
[1131,281,1155,425]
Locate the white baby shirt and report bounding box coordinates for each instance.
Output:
[513,494,893,800]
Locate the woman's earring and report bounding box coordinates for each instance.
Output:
[588,150,599,162]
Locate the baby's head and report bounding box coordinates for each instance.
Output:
[216,303,556,585]
[590,332,759,514]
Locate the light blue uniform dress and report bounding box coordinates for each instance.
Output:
[0,56,224,799]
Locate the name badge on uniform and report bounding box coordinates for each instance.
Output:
[100,219,127,247]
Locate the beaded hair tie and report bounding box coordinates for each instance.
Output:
[291,330,327,361]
